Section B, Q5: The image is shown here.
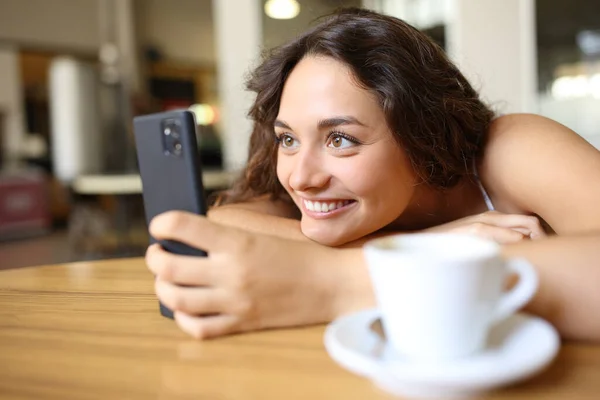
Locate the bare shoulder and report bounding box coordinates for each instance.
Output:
[479,113,600,234]
[486,113,590,147]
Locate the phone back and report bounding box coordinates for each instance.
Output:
[134,110,207,229]
[133,110,207,318]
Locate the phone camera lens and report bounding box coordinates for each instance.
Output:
[162,120,183,156]
[165,125,180,138]
[172,140,182,154]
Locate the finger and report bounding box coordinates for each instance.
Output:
[527,218,547,239]
[480,212,546,239]
[150,211,241,252]
[462,223,526,244]
[145,244,218,286]
[174,312,239,340]
[155,279,227,315]
[510,227,534,238]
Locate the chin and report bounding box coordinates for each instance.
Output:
[301,226,359,247]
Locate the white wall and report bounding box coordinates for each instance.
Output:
[539,95,600,149]
[213,0,262,171]
[446,0,537,114]
[0,46,26,166]
[364,0,537,114]
[49,58,103,181]
[362,0,449,30]
[0,0,101,53]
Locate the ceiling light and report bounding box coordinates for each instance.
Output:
[264,0,300,20]
[189,104,218,125]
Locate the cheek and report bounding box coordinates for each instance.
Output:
[340,154,415,204]
[337,159,410,194]
[276,155,291,190]
[340,169,380,195]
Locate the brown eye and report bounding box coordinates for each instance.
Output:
[331,136,341,147]
[278,134,298,149]
[327,133,356,150]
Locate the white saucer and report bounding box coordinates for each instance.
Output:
[324,309,560,398]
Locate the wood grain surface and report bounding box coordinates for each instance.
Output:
[1,258,599,399]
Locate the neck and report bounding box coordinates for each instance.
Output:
[388,177,489,232]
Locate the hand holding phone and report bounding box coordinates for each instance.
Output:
[133,110,208,318]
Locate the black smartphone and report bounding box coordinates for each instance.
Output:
[133,110,208,319]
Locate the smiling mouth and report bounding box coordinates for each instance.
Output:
[302,199,356,213]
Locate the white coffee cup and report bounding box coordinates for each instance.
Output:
[363,233,538,362]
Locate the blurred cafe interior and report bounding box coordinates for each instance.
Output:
[1,0,599,269]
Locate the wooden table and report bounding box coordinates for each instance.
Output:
[1,259,599,399]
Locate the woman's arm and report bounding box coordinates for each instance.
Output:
[207,196,307,241]
[331,234,600,342]
[502,234,600,341]
[147,212,371,337]
[146,210,600,341]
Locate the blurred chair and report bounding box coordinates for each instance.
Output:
[0,170,51,241]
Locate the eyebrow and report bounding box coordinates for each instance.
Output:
[274,116,366,130]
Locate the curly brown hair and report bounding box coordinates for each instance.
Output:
[218,7,495,206]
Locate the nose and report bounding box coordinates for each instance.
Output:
[288,149,330,193]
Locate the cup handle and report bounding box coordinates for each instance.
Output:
[492,258,539,322]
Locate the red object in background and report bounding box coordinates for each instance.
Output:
[161,99,192,111]
[0,172,50,240]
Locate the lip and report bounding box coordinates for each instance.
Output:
[299,197,358,219]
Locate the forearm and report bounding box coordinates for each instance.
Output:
[502,233,600,342]
[325,233,600,342]
[324,232,413,316]
[321,247,376,318]
[208,205,307,241]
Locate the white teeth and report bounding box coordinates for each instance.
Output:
[313,201,321,212]
[303,199,353,213]
[315,202,323,212]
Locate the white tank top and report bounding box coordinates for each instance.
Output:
[473,161,495,211]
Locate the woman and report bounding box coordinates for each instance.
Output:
[146,8,600,341]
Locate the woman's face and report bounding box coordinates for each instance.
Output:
[275,56,418,246]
